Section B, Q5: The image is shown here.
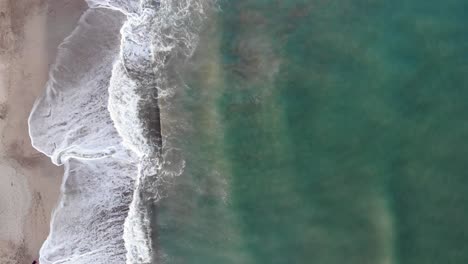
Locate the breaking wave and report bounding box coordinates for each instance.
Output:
[29,0,215,263]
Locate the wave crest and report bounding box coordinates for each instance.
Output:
[107,1,215,263]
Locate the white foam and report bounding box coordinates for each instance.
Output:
[29,1,215,263]
[107,1,215,263]
[29,7,136,264]
[85,0,140,16]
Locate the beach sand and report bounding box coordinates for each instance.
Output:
[0,0,86,263]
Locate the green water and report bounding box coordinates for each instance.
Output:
[156,0,468,263]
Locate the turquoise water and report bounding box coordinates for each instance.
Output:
[156,1,468,263]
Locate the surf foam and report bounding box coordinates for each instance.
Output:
[29,1,215,263]
[107,1,215,262]
[28,7,134,264]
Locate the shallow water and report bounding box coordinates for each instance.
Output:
[155,0,468,263]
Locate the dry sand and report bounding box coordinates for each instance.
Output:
[0,0,87,263]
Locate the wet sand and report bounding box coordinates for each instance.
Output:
[0,0,86,263]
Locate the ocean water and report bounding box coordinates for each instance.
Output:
[29,0,468,263]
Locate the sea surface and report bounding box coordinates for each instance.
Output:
[29,0,468,263]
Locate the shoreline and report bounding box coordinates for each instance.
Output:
[0,1,86,263]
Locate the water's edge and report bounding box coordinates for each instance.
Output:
[28,1,214,263]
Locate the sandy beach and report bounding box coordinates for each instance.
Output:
[0,0,86,263]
